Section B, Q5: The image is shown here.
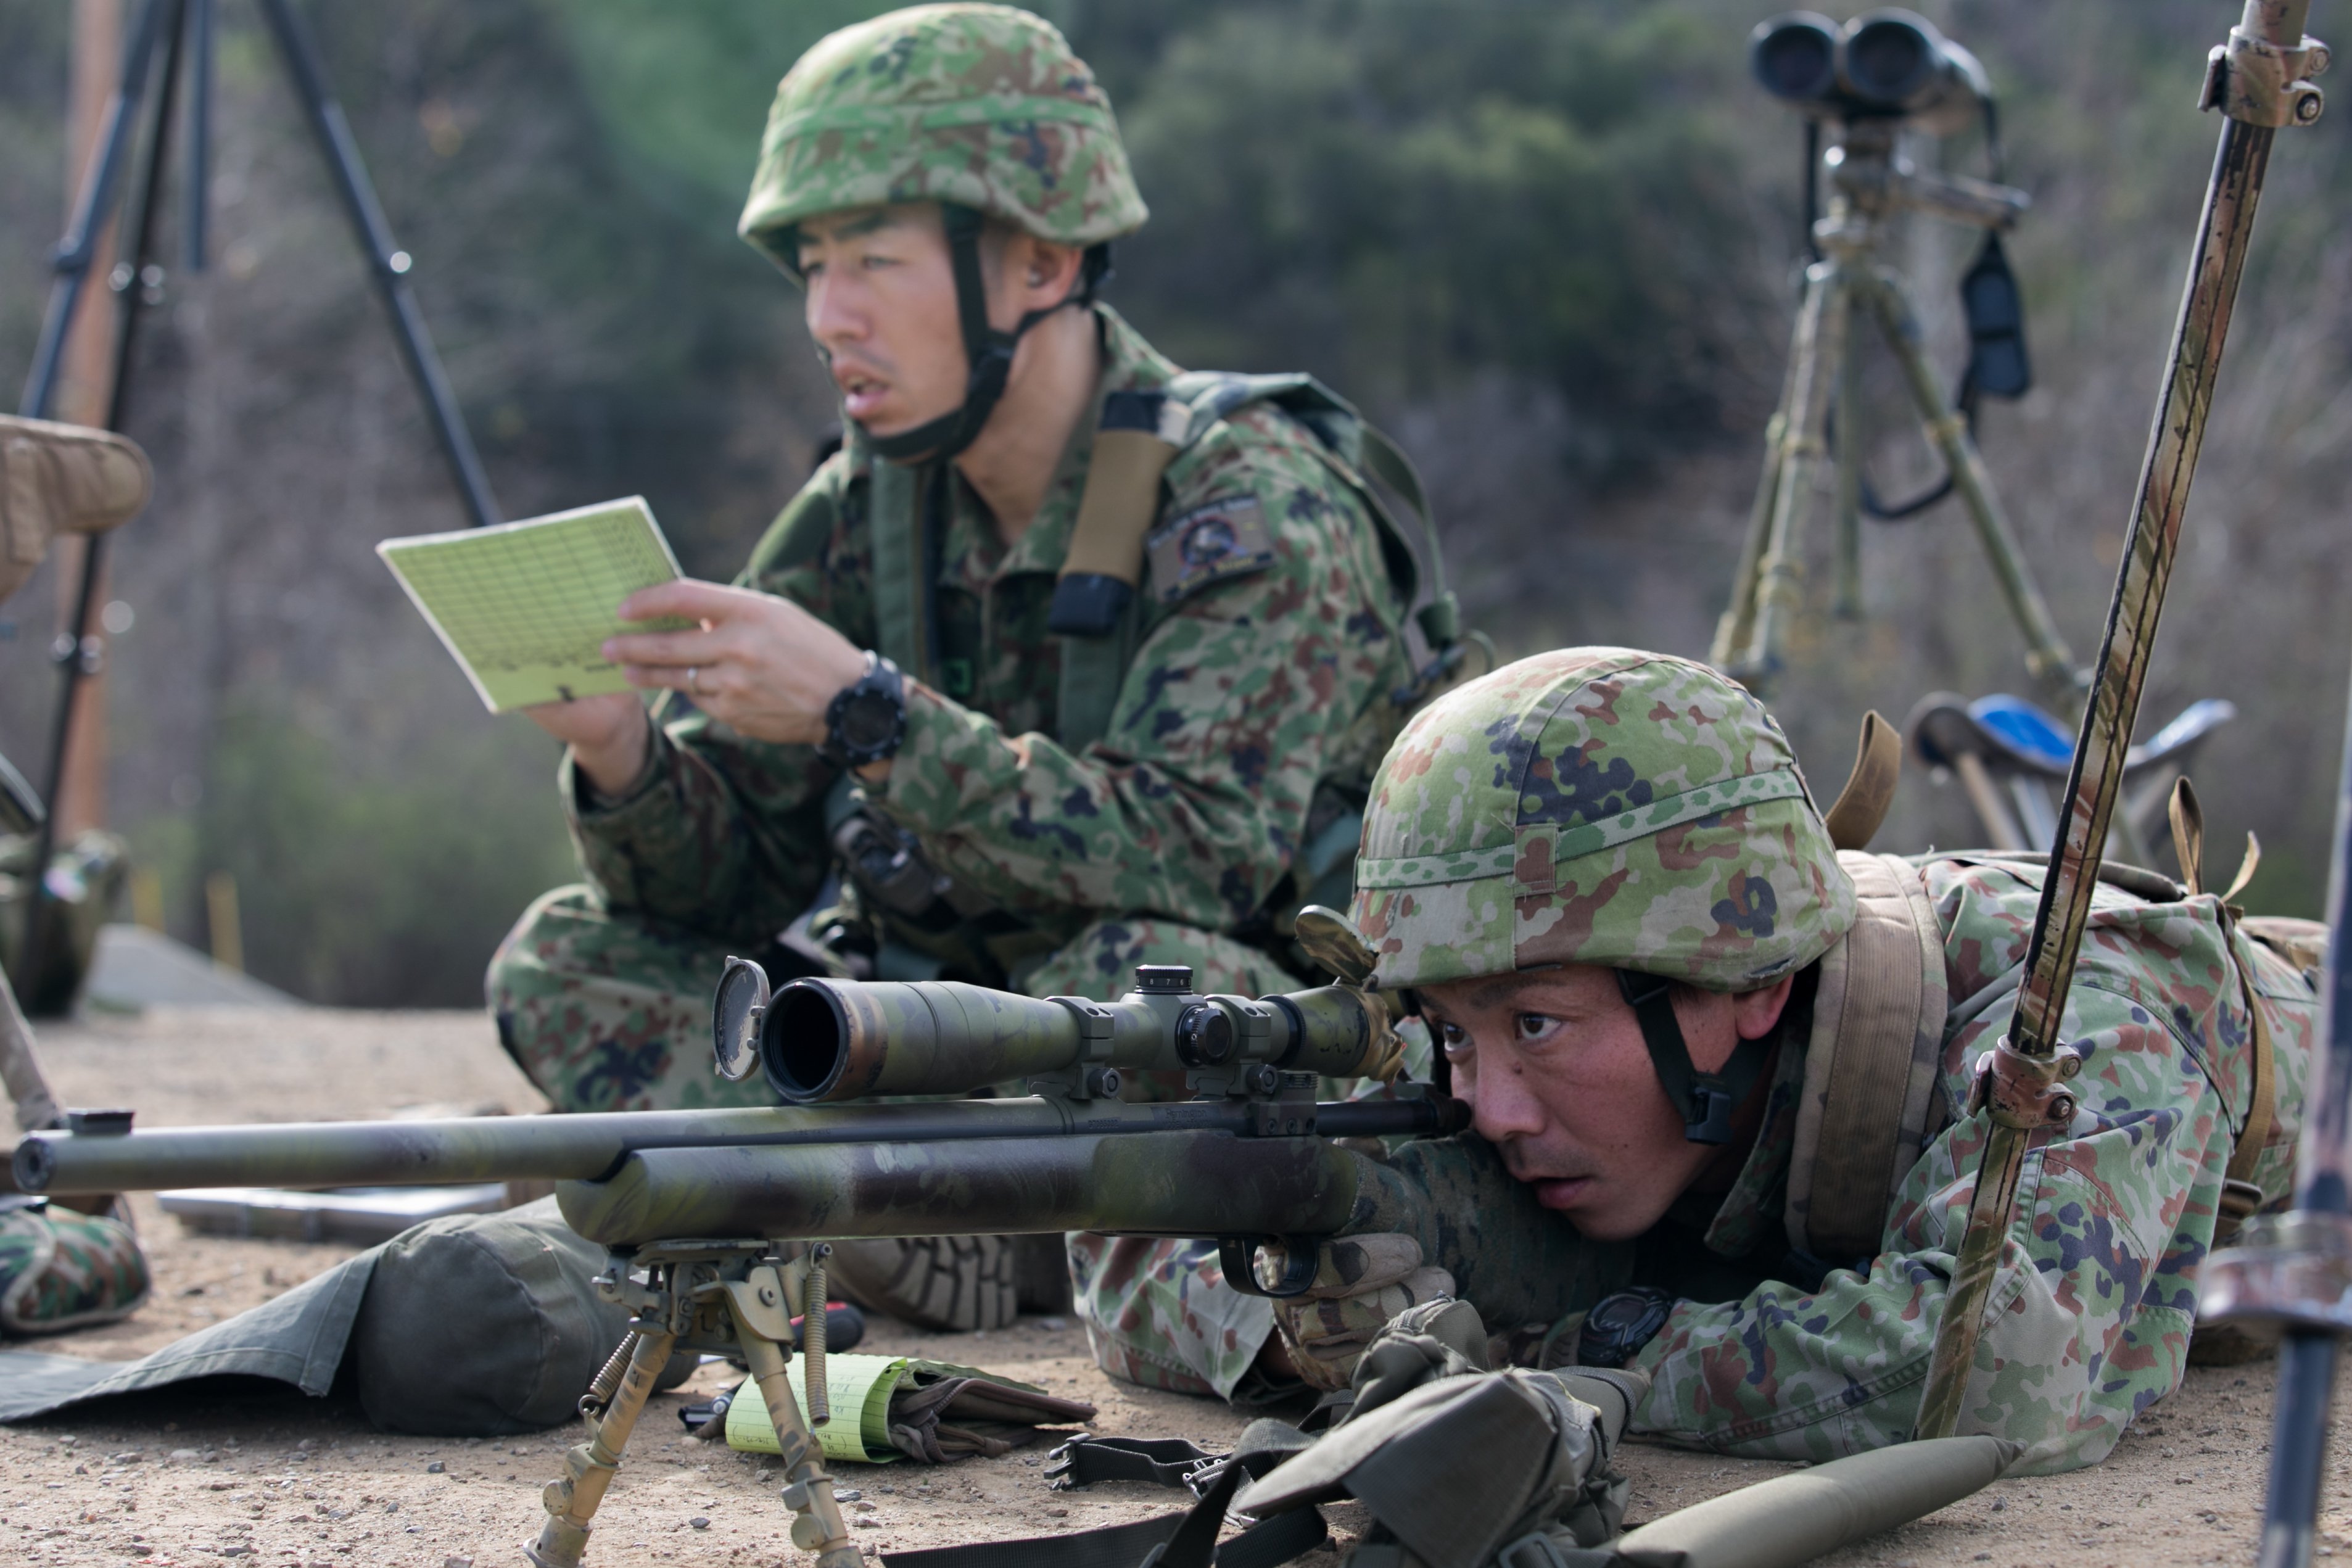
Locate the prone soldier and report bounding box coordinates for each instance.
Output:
[1086,646,2317,1471]
[495,4,1446,1332]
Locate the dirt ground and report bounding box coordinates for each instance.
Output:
[0,1004,2340,1567]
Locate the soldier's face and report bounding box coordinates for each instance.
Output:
[1421,964,1793,1243]
[798,204,972,437]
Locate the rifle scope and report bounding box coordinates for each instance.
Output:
[1751,8,1990,134]
[712,961,1384,1105]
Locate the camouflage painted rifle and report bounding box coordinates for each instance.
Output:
[9,961,1452,1567]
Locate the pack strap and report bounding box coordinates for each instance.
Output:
[869,456,931,683]
[2171,777,2277,1239]
[890,1442,1326,1568]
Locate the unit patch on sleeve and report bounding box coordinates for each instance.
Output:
[1145,494,1276,605]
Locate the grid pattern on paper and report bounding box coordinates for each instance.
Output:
[383,505,688,677]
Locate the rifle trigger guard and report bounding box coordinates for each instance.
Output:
[1219,1236,1320,1298]
[1971,1036,2084,1128]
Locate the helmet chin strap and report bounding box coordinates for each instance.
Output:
[1615,969,1774,1146]
[859,205,1089,466]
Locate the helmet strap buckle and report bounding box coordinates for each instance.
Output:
[1615,968,1772,1146]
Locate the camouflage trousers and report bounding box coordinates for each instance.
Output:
[0,1202,150,1334]
[486,884,1308,1372]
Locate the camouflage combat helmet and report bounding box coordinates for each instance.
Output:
[739,6,1145,463]
[739,3,1146,260]
[1351,648,1856,994]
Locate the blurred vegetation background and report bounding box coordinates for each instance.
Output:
[0,0,2344,1005]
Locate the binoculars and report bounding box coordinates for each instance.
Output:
[1751,8,1991,134]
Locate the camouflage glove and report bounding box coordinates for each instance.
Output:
[0,415,152,604]
[1266,1233,1456,1393]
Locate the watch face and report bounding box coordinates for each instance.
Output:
[839,689,899,749]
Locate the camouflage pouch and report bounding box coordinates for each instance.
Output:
[0,1202,151,1334]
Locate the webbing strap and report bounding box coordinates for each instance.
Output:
[2172,778,2279,1233]
[885,1454,1326,1568]
[869,457,928,683]
[1046,1435,1223,1490]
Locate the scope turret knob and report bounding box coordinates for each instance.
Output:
[1134,965,1194,994]
[1175,1004,1234,1067]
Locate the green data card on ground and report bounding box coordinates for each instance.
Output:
[376,497,694,712]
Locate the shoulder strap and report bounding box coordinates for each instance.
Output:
[1785,852,1952,1264]
[867,456,931,683]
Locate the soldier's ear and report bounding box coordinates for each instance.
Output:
[1730,972,1799,1041]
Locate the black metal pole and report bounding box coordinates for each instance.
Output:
[181,0,212,274]
[18,0,170,421]
[19,0,191,1008]
[252,0,500,529]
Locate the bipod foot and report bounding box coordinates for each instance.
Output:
[527,1322,678,1567]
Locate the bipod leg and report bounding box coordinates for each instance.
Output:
[1735,256,1851,691]
[1866,266,2082,705]
[528,1325,677,1568]
[725,1269,859,1567]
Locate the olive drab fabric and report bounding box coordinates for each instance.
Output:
[737,2,1147,268]
[1350,648,1856,993]
[1081,650,2319,1474]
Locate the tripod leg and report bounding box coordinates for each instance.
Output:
[1831,294,1865,618]
[19,0,173,419]
[529,1326,677,1568]
[1710,415,1790,670]
[1867,266,2082,701]
[252,0,500,529]
[1739,258,1852,687]
[727,1277,860,1568]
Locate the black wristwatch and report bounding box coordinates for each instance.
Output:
[1577,1286,1677,1369]
[822,652,907,770]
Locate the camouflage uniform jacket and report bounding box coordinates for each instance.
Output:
[1612,852,2313,1473]
[563,305,1415,966]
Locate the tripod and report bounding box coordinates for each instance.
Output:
[14,0,499,999]
[1710,117,2083,704]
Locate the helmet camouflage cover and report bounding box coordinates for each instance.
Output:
[739,3,1148,268]
[1351,648,1855,992]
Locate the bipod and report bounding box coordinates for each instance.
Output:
[528,1239,858,1568]
[13,0,499,999]
[1710,115,2081,706]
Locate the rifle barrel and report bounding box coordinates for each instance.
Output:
[12,1095,1448,1197]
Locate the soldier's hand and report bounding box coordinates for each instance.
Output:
[1263,1233,1455,1393]
[522,690,653,798]
[603,580,869,749]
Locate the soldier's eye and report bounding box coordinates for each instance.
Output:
[1512,1013,1556,1043]
[1434,1020,1472,1057]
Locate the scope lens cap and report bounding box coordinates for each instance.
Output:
[1750,12,1839,102]
[711,955,772,1083]
[1841,10,1940,107]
